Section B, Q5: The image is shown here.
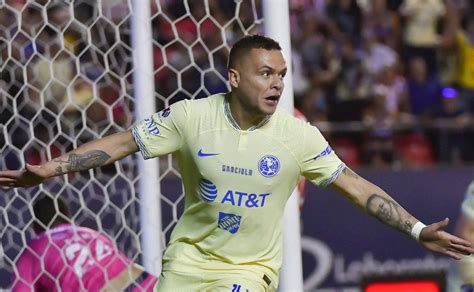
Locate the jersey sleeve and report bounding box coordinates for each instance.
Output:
[131,100,190,159]
[11,247,41,292]
[299,124,345,187]
[461,181,474,219]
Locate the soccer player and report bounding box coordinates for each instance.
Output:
[455,181,474,291]
[1,35,473,291]
[11,194,157,292]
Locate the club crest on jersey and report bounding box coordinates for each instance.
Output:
[218,212,241,234]
[199,178,218,202]
[144,118,160,136]
[313,145,332,160]
[258,155,280,177]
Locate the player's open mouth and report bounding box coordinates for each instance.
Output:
[264,95,280,105]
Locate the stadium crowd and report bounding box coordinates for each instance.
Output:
[1,0,474,169]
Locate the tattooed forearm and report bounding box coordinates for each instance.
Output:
[54,150,111,175]
[366,194,413,235]
[342,167,359,179]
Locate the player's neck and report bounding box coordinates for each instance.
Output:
[227,93,269,130]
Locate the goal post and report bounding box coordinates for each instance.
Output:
[262,0,304,290]
[131,0,163,275]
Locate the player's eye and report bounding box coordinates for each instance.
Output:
[261,71,270,77]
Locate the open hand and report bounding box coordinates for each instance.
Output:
[0,164,48,189]
[419,218,474,260]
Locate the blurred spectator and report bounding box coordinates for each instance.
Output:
[326,0,362,40]
[406,57,441,119]
[331,37,372,121]
[399,0,446,73]
[362,63,410,167]
[298,87,328,123]
[372,65,410,123]
[297,13,327,73]
[436,87,472,164]
[29,49,74,112]
[361,0,402,48]
[454,17,474,113]
[292,49,310,96]
[336,37,371,102]
[312,40,340,99]
[362,91,396,167]
[361,30,398,75]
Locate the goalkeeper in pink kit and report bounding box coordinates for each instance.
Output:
[11,195,157,292]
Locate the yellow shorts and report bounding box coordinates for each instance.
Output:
[154,269,275,292]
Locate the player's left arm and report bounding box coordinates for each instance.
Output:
[331,166,474,260]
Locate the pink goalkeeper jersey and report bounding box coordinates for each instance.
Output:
[12,224,133,292]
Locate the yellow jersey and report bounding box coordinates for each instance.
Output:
[132,93,344,286]
[457,32,474,90]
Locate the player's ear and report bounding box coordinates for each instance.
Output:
[228,68,240,88]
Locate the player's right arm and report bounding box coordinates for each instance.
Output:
[0,130,138,188]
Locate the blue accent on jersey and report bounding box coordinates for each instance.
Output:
[220,190,271,208]
[313,145,333,160]
[160,107,171,118]
[199,179,218,202]
[258,155,280,177]
[218,212,241,234]
[198,149,220,157]
[144,118,160,136]
[200,178,214,185]
[200,184,218,195]
[131,127,152,159]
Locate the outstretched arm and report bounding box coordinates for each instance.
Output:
[0,130,138,188]
[331,167,474,260]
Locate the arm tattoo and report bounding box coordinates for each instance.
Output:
[343,167,359,179]
[366,194,413,235]
[54,150,111,175]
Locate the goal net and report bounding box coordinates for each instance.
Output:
[0,0,263,289]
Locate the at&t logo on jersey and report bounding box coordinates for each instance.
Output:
[221,190,270,208]
[199,179,218,202]
[144,117,160,136]
[218,212,241,234]
[199,178,271,208]
[159,107,171,119]
[258,155,280,177]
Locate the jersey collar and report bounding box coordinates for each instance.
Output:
[223,94,271,131]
